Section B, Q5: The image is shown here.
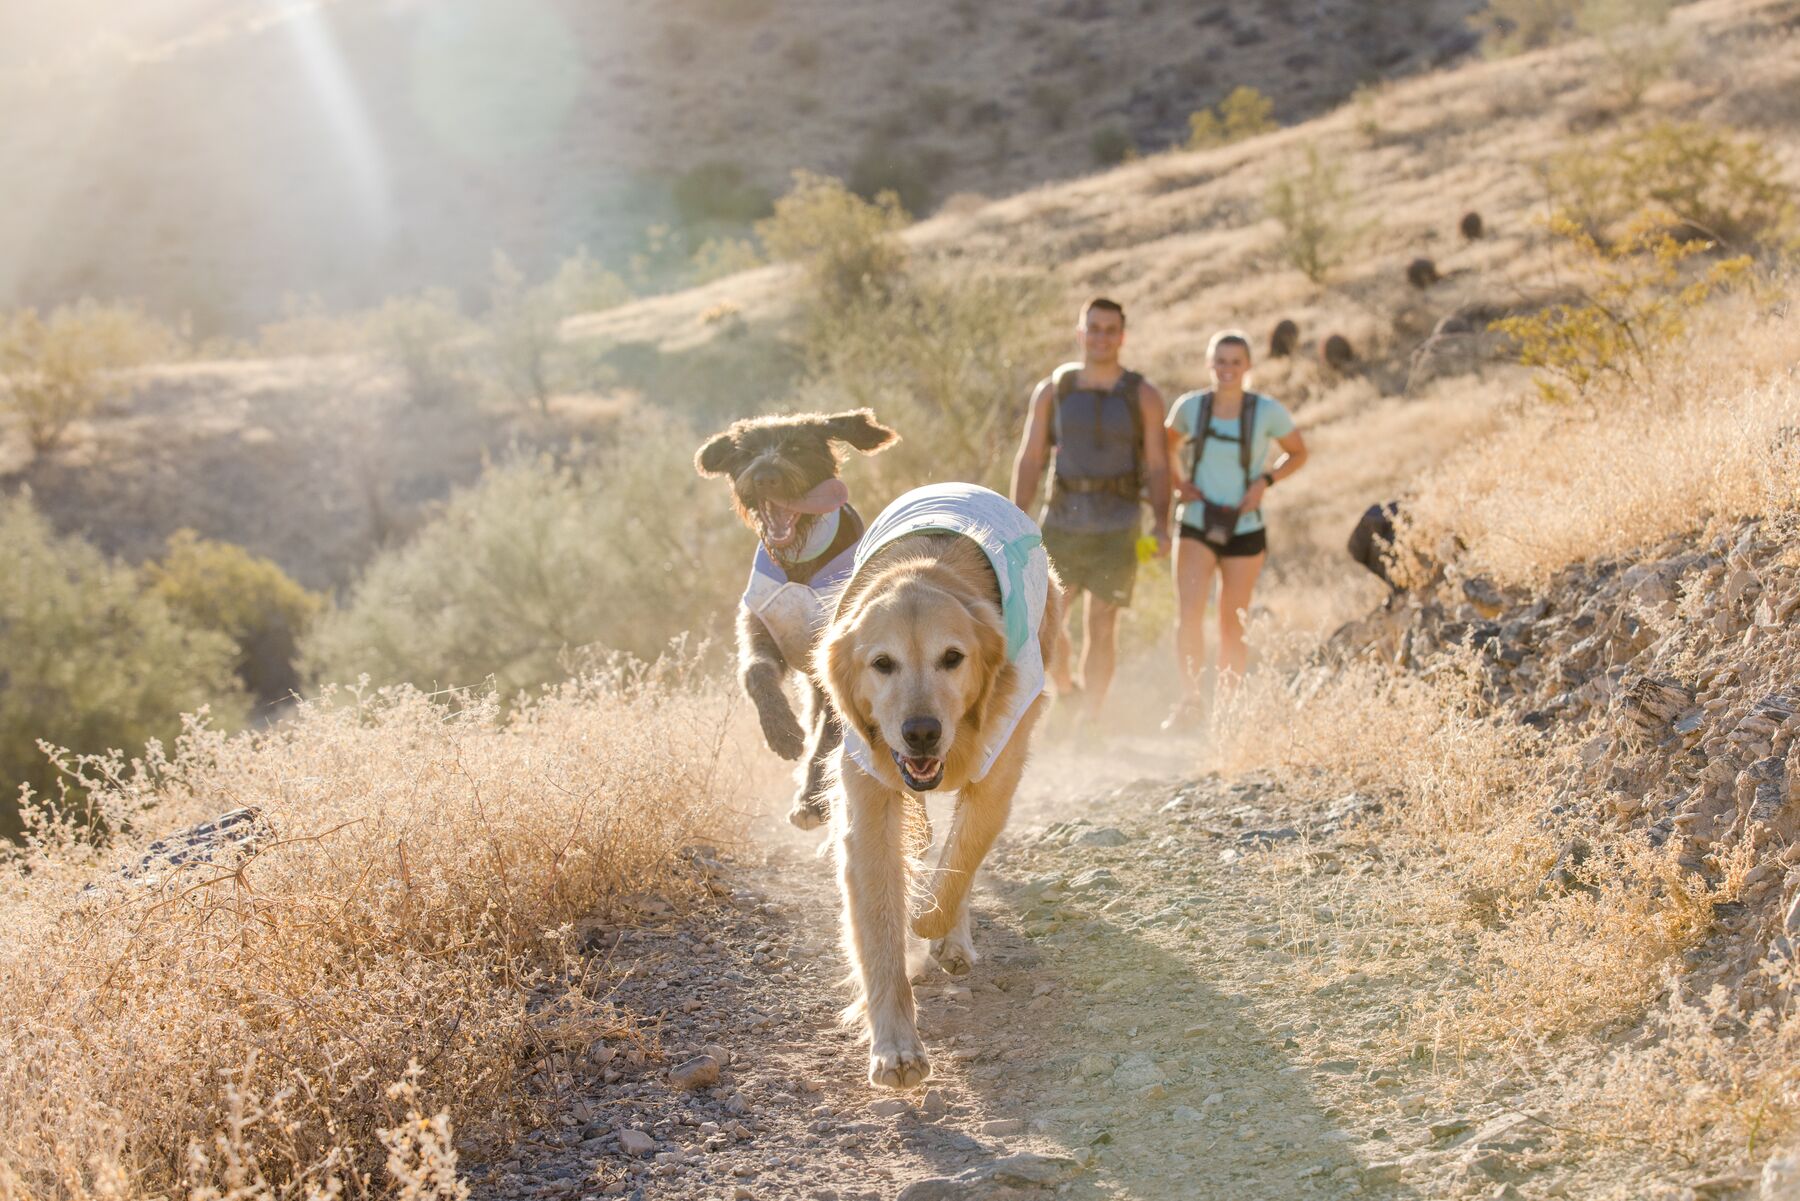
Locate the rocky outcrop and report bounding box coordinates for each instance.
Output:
[1330,512,1800,997]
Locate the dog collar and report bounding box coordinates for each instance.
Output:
[780,507,841,566]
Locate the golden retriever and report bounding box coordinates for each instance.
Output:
[818,495,1063,1089]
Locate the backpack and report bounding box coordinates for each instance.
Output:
[1048,362,1146,499]
[1183,390,1259,503]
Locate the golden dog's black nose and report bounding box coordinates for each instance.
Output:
[901,717,941,753]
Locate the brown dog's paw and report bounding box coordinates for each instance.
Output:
[788,797,829,831]
[868,1038,931,1089]
[759,708,807,761]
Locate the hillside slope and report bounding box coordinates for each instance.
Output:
[0,0,1481,330]
[5,0,1797,612]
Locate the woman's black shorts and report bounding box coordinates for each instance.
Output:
[1177,523,1268,558]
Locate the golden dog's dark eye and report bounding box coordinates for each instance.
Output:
[941,649,965,669]
[872,654,896,675]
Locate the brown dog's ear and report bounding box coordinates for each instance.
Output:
[821,409,900,455]
[694,431,740,478]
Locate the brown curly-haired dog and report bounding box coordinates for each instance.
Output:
[695,409,899,829]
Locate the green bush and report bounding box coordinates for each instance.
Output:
[1474,0,1672,55]
[671,161,776,228]
[0,499,246,839]
[797,268,1063,496]
[488,249,631,415]
[301,410,743,696]
[0,301,180,452]
[1265,142,1361,283]
[1090,124,1134,166]
[1492,216,1752,402]
[756,171,909,309]
[847,138,948,218]
[145,530,325,705]
[367,288,476,407]
[1028,82,1074,131]
[1546,120,1795,250]
[256,294,369,357]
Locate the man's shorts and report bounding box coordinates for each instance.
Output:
[1041,525,1137,606]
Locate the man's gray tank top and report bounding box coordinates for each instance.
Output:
[1045,377,1142,535]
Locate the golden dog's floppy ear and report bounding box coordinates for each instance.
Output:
[961,594,1013,734]
[821,409,900,455]
[818,611,870,742]
[694,431,740,478]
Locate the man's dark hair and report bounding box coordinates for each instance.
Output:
[1082,297,1126,328]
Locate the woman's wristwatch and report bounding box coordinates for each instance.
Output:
[1260,471,1276,488]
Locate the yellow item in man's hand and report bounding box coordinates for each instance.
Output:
[1135,534,1158,563]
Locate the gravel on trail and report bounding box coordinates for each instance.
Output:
[466,739,1730,1201]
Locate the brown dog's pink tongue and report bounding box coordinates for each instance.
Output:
[776,478,849,515]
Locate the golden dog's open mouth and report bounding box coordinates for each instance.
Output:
[892,750,944,791]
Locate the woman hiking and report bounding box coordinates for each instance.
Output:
[1163,330,1309,729]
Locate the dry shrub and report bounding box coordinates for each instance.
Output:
[0,665,750,1200]
[256,294,370,358]
[1582,963,1800,1161]
[1206,648,1548,838]
[1413,295,1800,587]
[1474,0,1671,56]
[756,171,908,310]
[1442,828,1736,1043]
[366,289,476,408]
[303,409,741,694]
[1491,216,1752,402]
[689,237,763,286]
[0,301,181,452]
[488,249,631,417]
[795,266,1063,498]
[1186,86,1277,150]
[1265,143,1362,284]
[1545,120,1795,250]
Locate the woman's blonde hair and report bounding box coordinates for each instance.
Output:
[1206,329,1253,360]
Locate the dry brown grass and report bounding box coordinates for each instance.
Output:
[1404,293,1800,587]
[0,666,765,1201]
[1199,279,1800,1161]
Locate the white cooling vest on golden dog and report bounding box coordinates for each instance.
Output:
[838,483,1049,785]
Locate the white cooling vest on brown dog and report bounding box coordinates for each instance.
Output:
[838,483,1049,785]
[741,525,860,670]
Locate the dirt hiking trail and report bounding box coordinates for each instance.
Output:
[469,735,1709,1201]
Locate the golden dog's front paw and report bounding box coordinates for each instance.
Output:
[929,934,976,977]
[868,1036,931,1090]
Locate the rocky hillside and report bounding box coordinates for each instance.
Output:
[1336,507,1800,1012]
[0,0,1482,330]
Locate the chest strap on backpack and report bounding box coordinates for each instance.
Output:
[1185,390,1259,506]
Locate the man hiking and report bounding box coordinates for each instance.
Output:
[1011,297,1172,724]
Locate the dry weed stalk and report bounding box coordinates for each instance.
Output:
[0,667,753,1200]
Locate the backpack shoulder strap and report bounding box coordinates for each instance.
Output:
[1117,370,1145,479]
[1048,362,1083,448]
[1185,390,1215,482]
[1238,392,1259,489]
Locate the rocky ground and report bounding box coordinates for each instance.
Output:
[463,724,1780,1201]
